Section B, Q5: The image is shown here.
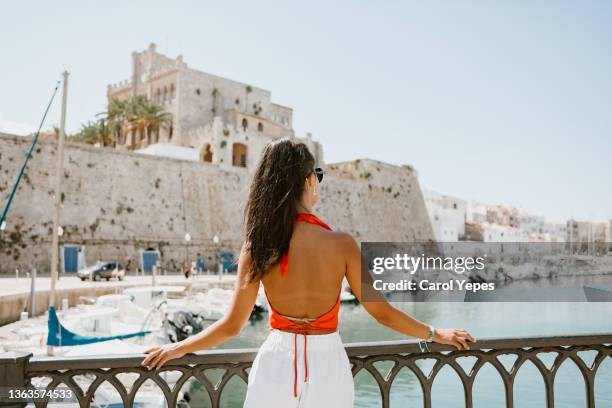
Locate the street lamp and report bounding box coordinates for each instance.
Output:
[184,233,191,274]
[213,235,220,278]
[57,226,63,280]
[0,220,6,231]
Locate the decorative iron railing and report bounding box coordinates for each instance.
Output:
[0,333,610,407]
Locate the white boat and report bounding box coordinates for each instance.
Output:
[123,286,187,308]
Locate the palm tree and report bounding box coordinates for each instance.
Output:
[140,102,173,144]
[97,95,172,149]
[71,121,99,144]
[98,98,128,146]
[96,118,112,146]
[71,119,112,146]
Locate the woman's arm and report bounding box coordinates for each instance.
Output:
[141,244,260,370]
[342,234,475,350]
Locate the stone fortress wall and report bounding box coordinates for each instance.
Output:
[0,133,434,274]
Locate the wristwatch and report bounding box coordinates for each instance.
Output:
[426,325,435,343]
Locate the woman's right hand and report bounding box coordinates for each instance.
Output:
[433,328,476,350]
[141,342,187,370]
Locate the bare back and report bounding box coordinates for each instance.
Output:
[261,221,348,320]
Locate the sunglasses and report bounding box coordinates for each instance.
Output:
[313,167,324,183]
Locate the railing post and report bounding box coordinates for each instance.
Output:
[503,377,514,408]
[585,375,595,408]
[544,376,555,408]
[0,351,32,408]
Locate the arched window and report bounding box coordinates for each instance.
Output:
[163,86,168,104]
[170,84,175,101]
[232,143,247,167]
[200,144,213,162]
[257,122,263,132]
[241,118,248,131]
[155,88,160,103]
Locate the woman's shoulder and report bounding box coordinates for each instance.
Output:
[326,231,360,254]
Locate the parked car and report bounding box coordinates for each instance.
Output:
[77,261,125,281]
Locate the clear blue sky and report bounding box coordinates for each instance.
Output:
[1,1,611,222]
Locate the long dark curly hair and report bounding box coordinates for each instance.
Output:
[243,138,316,283]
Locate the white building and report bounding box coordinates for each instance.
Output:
[466,200,487,224]
[516,210,566,242]
[517,210,545,235]
[480,222,527,242]
[423,189,466,242]
[539,222,567,243]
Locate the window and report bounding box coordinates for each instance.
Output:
[200,144,213,162]
[232,143,247,167]
[196,88,201,96]
[257,122,263,132]
[241,118,248,131]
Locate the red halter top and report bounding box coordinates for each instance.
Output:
[264,212,341,398]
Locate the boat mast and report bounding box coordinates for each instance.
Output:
[48,71,69,356]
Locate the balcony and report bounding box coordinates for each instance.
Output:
[1,333,611,407]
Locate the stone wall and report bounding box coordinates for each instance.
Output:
[0,133,434,274]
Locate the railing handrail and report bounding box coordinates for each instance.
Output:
[2,332,608,408]
[25,331,612,371]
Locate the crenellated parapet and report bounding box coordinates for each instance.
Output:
[107,79,132,92]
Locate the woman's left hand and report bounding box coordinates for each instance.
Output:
[141,342,187,370]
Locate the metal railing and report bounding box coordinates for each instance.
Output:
[0,333,610,407]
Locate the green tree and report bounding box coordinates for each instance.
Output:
[140,102,173,144]
[71,119,112,146]
[71,121,100,144]
[99,97,128,145]
[97,95,172,148]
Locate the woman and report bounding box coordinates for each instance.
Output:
[141,139,475,407]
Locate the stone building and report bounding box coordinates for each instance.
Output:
[0,44,436,274]
[107,43,323,169]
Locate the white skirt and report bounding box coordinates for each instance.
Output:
[244,329,354,407]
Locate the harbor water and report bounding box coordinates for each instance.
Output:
[211,301,612,408]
